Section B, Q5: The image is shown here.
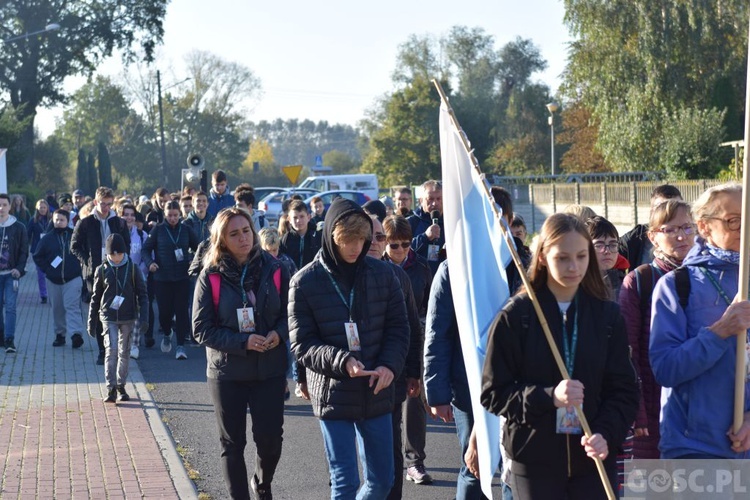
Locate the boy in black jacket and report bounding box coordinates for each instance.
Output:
[89,234,148,403]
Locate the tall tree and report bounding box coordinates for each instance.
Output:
[563,0,747,175]
[86,152,97,192]
[76,148,87,194]
[97,142,112,187]
[0,0,167,183]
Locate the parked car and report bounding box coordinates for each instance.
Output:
[258,188,320,226]
[303,190,371,213]
[251,187,286,209]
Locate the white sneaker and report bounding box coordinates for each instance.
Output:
[130,345,140,360]
[175,346,187,360]
[161,334,172,353]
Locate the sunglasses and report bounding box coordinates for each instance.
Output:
[388,242,411,250]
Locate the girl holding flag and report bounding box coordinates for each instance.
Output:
[481,213,638,499]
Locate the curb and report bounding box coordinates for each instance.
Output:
[129,359,199,500]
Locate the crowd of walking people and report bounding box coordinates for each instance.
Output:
[4,172,750,500]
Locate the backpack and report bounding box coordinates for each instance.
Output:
[207,266,282,315]
[634,263,690,310]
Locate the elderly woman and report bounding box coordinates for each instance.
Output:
[651,182,750,458]
[193,207,290,499]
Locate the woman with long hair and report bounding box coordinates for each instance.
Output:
[619,199,695,459]
[10,195,31,225]
[481,213,638,499]
[193,207,290,499]
[28,199,52,303]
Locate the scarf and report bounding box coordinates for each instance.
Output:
[218,247,262,295]
[705,242,740,265]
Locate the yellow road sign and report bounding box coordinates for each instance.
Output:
[282,165,303,185]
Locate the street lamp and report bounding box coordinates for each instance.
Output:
[546,102,559,177]
[3,23,60,43]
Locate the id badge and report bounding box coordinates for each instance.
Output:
[51,256,63,268]
[174,248,184,262]
[345,322,361,351]
[237,307,255,333]
[110,295,125,310]
[427,244,440,262]
[556,407,583,434]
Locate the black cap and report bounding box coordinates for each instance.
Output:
[105,234,127,255]
[362,200,386,223]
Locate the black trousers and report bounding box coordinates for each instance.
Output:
[154,279,190,346]
[403,393,427,467]
[208,376,285,500]
[509,458,618,500]
[146,273,156,338]
[387,384,407,500]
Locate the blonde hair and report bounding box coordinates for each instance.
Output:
[562,204,596,222]
[258,227,280,251]
[332,213,371,246]
[692,182,742,221]
[203,208,259,268]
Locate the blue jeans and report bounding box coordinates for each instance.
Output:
[319,413,394,500]
[453,404,487,500]
[0,274,18,341]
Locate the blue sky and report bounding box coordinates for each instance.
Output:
[37,0,571,134]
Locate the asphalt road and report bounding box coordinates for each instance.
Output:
[135,341,502,499]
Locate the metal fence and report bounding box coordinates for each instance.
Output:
[503,179,726,235]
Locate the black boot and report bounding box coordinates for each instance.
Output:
[52,335,65,347]
[117,385,130,402]
[104,388,117,403]
[71,333,84,349]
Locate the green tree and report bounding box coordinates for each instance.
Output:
[659,107,726,179]
[87,152,97,192]
[97,142,112,187]
[323,150,359,173]
[0,106,28,182]
[0,0,167,183]
[34,134,69,192]
[563,0,748,174]
[76,148,88,194]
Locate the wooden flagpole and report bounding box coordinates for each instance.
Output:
[733,15,750,436]
[432,79,615,500]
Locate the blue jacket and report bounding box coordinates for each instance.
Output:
[650,238,750,459]
[423,261,472,411]
[207,187,234,218]
[407,208,445,275]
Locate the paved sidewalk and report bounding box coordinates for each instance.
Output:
[0,270,197,499]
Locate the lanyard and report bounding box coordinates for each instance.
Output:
[58,232,68,256]
[165,223,182,247]
[322,263,355,321]
[560,297,578,377]
[240,264,249,306]
[298,237,305,269]
[115,260,129,294]
[699,266,732,306]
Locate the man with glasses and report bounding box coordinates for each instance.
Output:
[395,187,414,217]
[619,184,683,270]
[72,186,130,365]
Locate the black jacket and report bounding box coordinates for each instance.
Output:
[183,211,213,242]
[88,257,149,334]
[33,227,81,284]
[390,262,423,385]
[142,221,199,282]
[193,251,290,381]
[0,216,29,277]
[280,221,322,270]
[619,223,649,271]
[481,286,638,478]
[407,207,445,275]
[71,212,130,289]
[289,198,409,420]
[384,250,432,316]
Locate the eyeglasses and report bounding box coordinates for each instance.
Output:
[388,242,411,250]
[706,216,741,231]
[653,224,695,237]
[372,233,386,243]
[593,242,618,253]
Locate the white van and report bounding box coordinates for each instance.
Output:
[299,174,379,200]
